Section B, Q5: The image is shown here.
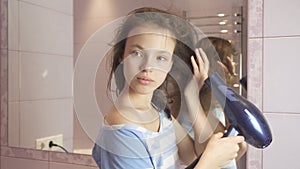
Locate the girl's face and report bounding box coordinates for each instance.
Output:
[122,24,176,95]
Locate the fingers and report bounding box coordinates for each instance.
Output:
[195,48,204,68]
[190,56,199,74]
[225,56,236,75]
[198,48,209,72]
[217,61,229,74]
[214,132,224,138]
[195,48,209,73]
[191,48,209,72]
[232,136,245,143]
[237,136,245,143]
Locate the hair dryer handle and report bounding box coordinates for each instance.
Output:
[223,125,239,137]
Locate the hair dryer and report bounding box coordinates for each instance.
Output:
[185,73,272,169]
[206,73,272,148]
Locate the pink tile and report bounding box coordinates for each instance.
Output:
[74,17,115,44]
[247,38,263,169]
[1,156,48,169]
[1,49,8,146]
[246,147,262,169]
[247,38,263,109]
[1,146,48,161]
[0,0,8,49]
[74,0,145,20]
[50,151,97,167]
[74,43,109,144]
[50,162,98,169]
[74,42,84,63]
[248,0,263,38]
[73,111,94,152]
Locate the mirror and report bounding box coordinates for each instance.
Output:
[6,0,247,163]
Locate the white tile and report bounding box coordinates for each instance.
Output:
[264,0,300,37]
[8,0,19,50]
[8,51,20,101]
[263,37,300,113]
[20,52,73,100]
[20,0,73,15]
[263,113,300,169]
[8,102,20,147]
[19,99,73,149]
[247,0,263,38]
[19,1,73,56]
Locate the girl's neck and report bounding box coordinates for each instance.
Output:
[118,87,153,111]
[115,87,159,126]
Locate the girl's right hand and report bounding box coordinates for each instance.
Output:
[196,132,245,169]
[183,48,209,108]
[188,48,209,92]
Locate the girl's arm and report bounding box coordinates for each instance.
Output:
[176,48,246,168]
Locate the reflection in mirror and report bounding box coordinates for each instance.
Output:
[7,0,247,164]
[186,6,247,95]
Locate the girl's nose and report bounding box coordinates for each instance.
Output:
[139,56,154,71]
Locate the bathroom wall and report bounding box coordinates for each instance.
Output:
[2,0,300,169]
[262,0,300,168]
[247,0,300,168]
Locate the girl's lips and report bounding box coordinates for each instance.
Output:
[137,77,154,84]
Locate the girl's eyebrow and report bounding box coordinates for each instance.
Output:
[130,44,144,50]
[130,44,172,55]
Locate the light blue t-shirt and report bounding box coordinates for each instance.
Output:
[92,111,180,169]
[177,106,237,169]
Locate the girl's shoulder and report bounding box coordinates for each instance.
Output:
[104,106,130,125]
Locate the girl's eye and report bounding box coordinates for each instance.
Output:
[131,50,143,57]
[157,56,168,61]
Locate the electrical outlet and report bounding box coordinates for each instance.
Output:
[36,134,63,151]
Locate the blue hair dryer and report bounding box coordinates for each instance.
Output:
[185,73,272,169]
[205,73,272,148]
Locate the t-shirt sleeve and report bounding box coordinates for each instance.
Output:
[92,128,154,169]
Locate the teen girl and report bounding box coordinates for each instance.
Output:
[93,7,245,169]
